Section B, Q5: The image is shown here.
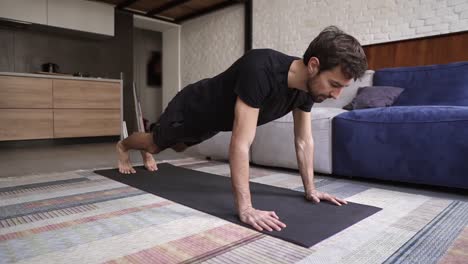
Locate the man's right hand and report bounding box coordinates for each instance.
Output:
[239,207,287,232]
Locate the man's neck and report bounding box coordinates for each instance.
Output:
[287,59,309,92]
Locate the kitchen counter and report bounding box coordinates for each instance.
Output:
[0,72,121,83]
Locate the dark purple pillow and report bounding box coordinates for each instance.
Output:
[343,86,404,110]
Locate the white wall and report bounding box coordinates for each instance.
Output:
[180,0,468,85]
[179,4,244,156]
[253,0,468,56]
[181,4,244,87]
[179,0,468,84]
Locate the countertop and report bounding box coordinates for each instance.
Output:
[0,72,122,83]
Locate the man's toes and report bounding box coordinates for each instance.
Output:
[144,163,157,172]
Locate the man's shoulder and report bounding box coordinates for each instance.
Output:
[244,48,289,58]
[239,49,291,71]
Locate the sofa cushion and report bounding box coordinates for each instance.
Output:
[343,86,404,110]
[313,70,374,108]
[251,108,347,174]
[373,62,468,106]
[333,106,468,189]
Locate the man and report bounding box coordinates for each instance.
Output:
[116,26,368,232]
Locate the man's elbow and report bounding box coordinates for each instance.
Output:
[295,138,314,150]
[229,139,251,155]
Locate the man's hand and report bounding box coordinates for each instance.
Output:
[239,207,287,232]
[305,189,348,206]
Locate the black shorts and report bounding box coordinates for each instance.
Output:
[152,92,218,150]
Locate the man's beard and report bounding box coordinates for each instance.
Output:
[306,77,329,103]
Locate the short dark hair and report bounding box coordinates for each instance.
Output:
[303,26,367,80]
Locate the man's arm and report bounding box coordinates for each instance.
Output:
[230,96,286,232]
[292,108,316,193]
[292,108,347,206]
[229,96,258,213]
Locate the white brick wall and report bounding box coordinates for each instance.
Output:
[253,0,468,56]
[179,0,467,88]
[180,5,244,87]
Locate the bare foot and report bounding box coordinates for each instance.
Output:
[141,151,158,172]
[116,141,136,174]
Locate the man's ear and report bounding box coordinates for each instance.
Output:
[307,57,320,75]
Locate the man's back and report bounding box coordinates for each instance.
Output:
[179,49,314,132]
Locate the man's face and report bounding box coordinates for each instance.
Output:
[306,65,353,103]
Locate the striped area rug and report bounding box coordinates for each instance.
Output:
[0,157,467,264]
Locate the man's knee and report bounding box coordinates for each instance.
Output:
[171,143,188,152]
[147,143,162,154]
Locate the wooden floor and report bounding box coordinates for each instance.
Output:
[0,142,202,178]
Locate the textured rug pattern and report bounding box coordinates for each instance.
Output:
[0,157,467,264]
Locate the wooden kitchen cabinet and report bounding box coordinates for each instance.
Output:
[54,109,120,138]
[0,109,53,140]
[0,74,121,141]
[0,76,52,108]
[47,0,114,36]
[53,79,120,109]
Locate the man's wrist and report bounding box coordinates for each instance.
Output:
[305,185,316,193]
[233,189,252,213]
[238,204,253,214]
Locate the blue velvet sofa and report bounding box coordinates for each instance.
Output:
[333,62,468,189]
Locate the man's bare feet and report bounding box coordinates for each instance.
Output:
[141,151,158,171]
[116,141,136,174]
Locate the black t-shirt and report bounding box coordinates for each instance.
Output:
[179,49,314,131]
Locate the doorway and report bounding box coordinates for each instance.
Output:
[133,15,181,128]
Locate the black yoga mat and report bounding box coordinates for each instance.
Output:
[95,163,381,248]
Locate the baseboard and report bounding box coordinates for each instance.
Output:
[0,136,120,149]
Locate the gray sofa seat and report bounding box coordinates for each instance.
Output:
[251,107,347,173]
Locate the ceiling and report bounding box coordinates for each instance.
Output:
[92,0,245,24]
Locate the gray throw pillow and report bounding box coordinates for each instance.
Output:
[343,86,404,110]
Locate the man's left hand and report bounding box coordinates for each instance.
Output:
[305,190,348,206]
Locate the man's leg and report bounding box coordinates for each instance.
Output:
[116,132,161,174]
[171,142,189,152]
